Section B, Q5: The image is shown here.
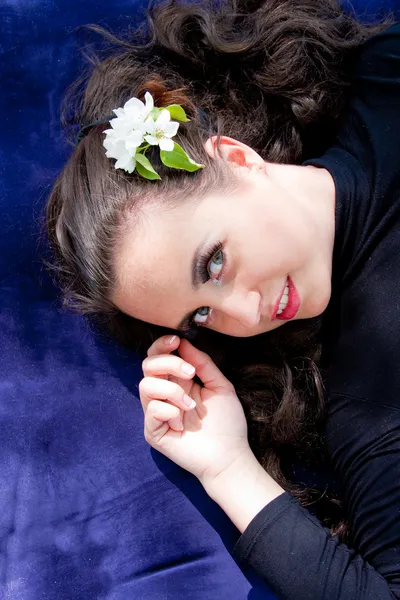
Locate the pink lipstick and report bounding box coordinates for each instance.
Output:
[272,277,300,321]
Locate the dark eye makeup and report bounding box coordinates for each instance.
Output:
[193,241,224,286]
[179,241,225,332]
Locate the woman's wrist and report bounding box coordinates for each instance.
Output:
[201,450,285,534]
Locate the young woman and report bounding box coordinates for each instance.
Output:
[46,1,399,598]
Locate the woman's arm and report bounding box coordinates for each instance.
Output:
[202,435,400,600]
[201,450,284,534]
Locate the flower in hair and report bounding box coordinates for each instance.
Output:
[144,109,179,151]
[103,92,204,180]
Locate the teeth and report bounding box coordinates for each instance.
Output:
[277,283,290,315]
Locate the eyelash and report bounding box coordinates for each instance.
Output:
[187,241,226,330]
[195,241,224,286]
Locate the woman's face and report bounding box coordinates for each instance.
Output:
[112,140,335,338]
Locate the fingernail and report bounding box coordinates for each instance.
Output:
[181,363,195,375]
[183,394,196,409]
[165,335,177,345]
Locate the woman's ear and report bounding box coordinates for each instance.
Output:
[204,136,265,171]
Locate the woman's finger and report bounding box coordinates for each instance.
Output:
[139,376,196,413]
[142,354,196,380]
[144,400,183,440]
[168,411,184,433]
[147,335,180,357]
[178,339,234,392]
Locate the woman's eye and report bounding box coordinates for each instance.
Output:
[193,306,212,325]
[208,249,224,281]
[191,247,224,328]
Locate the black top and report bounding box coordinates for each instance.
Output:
[233,23,400,600]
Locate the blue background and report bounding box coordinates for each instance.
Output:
[0,0,399,598]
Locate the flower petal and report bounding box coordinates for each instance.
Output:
[111,118,131,132]
[135,120,149,134]
[156,110,171,126]
[124,97,144,112]
[126,130,144,146]
[159,137,174,151]
[103,142,116,156]
[115,154,136,173]
[103,138,115,152]
[144,118,156,135]
[125,143,137,153]
[144,134,159,146]
[124,107,147,123]
[163,121,179,138]
[143,92,154,116]
[104,138,127,160]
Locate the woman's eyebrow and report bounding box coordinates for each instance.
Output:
[191,238,209,289]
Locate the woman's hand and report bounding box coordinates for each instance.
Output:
[140,335,252,486]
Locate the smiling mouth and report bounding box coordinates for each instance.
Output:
[271,277,300,321]
[277,281,289,316]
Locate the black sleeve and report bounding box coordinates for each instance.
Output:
[233,397,400,600]
[233,494,399,599]
[232,24,400,600]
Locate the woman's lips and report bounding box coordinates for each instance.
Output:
[271,276,300,321]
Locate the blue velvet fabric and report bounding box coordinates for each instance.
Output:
[0,1,398,599]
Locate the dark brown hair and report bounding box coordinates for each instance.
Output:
[46,0,390,541]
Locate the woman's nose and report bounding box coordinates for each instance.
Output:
[218,290,261,329]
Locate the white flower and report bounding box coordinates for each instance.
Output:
[111,91,154,134]
[144,109,179,151]
[103,92,155,173]
[103,129,142,173]
[102,93,180,174]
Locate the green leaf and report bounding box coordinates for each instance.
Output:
[135,153,161,180]
[165,105,190,123]
[160,142,204,173]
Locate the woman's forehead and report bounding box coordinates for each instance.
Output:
[112,209,196,319]
[117,222,184,288]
